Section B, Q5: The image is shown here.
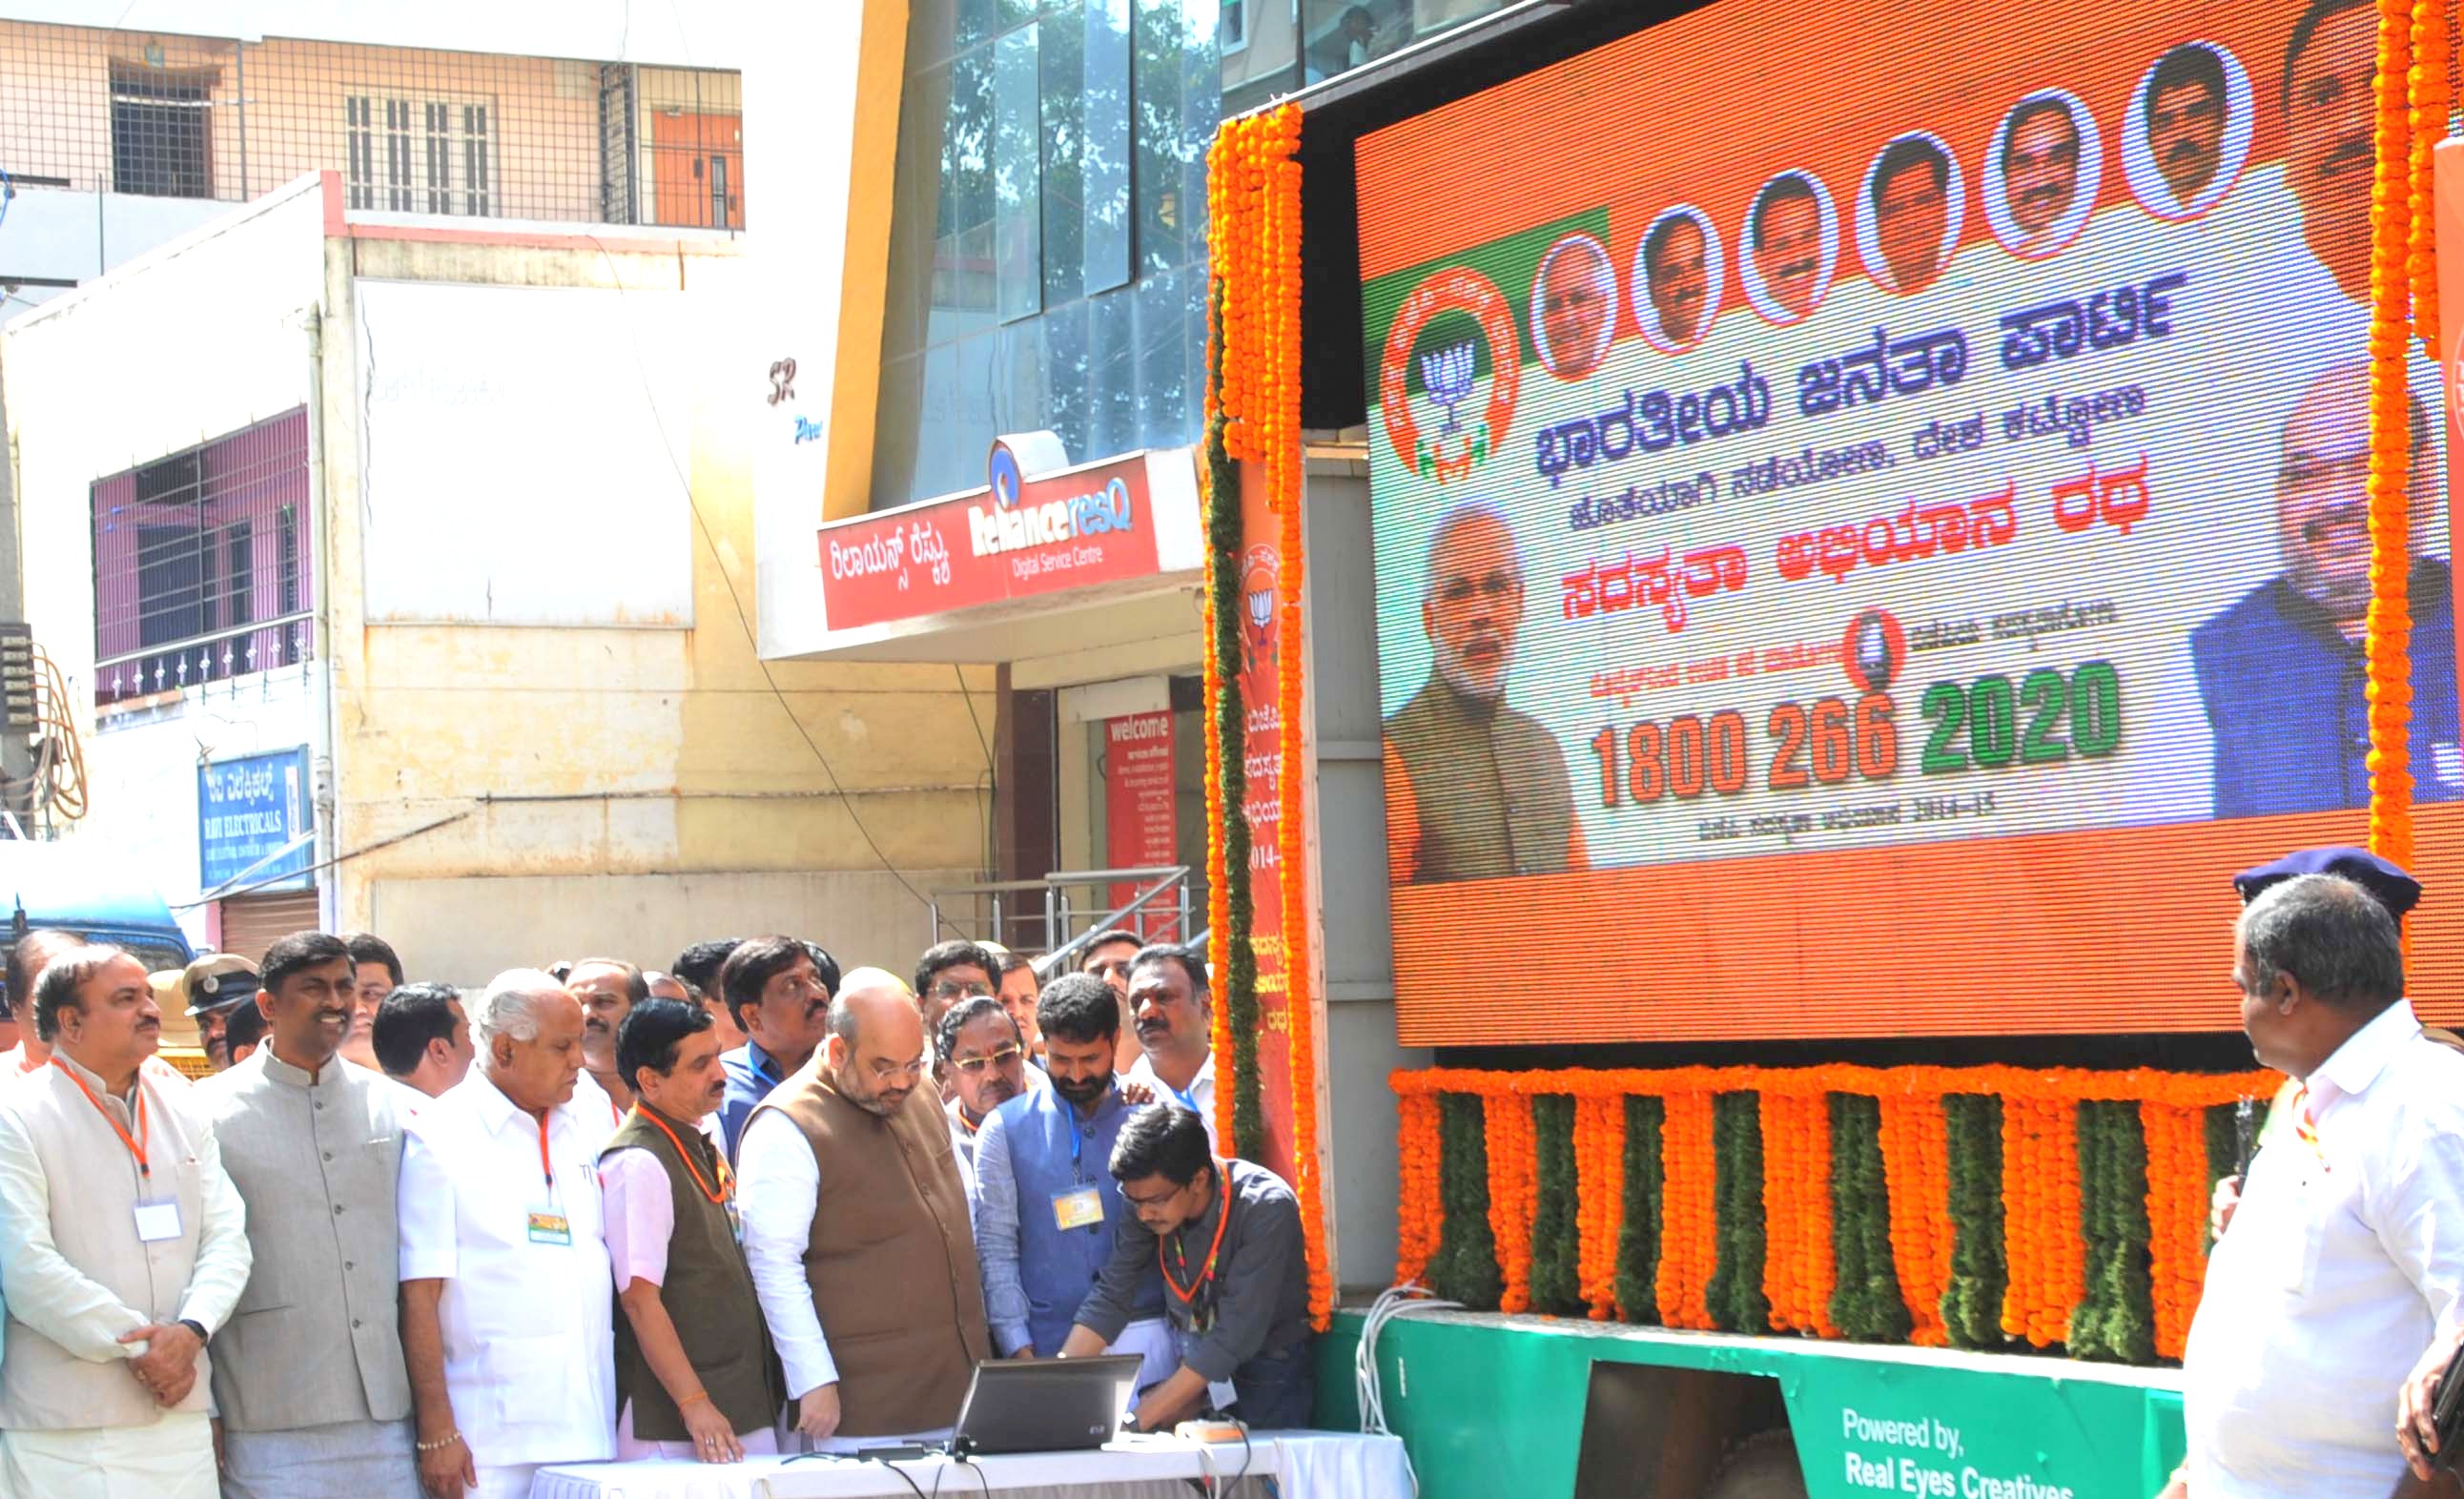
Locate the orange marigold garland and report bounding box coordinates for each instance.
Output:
[2409,0,2448,352]
[1574,1095,1627,1319]
[1658,1090,1719,1331]
[1878,1091,1954,1347]
[1394,1092,1444,1286]
[1484,1091,1538,1314]
[2143,1102,2209,1360]
[2369,0,2419,868]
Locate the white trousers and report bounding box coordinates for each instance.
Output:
[0,1411,216,1499]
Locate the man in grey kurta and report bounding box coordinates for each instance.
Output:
[196,932,420,1497]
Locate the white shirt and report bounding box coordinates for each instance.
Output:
[2183,1000,2464,1498]
[398,1069,617,1469]
[735,1104,955,1449]
[1125,1049,1217,1149]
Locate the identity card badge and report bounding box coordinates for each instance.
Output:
[1053,1186,1105,1232]
[526,1208,574,1245]
[133,1198,183,1242]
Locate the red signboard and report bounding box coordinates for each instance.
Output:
[1104,710,1179,932]
[818,442,1163,630]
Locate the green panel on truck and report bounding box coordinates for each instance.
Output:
[1316,1310,2187,1499]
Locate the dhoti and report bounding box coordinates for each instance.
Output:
[0,1410,216,1499]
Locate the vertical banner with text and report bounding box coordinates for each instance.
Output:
[1104,710,1180,934]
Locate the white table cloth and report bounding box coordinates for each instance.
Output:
[528,1429,1411,1499]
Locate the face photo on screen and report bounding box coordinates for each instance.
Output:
[1381,504,1586,886]
[1983,92,2102,258]
[2285,0,2377,303]
[1634,208,1722,351]
[1740,171,1836,324]
[2122,40,2252,219]
[1858,133,1961,295]
[2187,361,2460,818]
[1530,233,1616,380]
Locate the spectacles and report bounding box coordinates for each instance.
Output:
[949,1044,1024,1075]
[929,977,994,1000]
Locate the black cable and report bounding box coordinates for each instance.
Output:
[863,1454,931,1499]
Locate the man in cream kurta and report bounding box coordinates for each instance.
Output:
[0,944,251,1498]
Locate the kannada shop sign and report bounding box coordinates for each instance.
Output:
[197,746,313,892]
[817,441,1167,631]
[1358,0,2464,1043]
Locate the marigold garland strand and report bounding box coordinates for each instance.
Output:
[2368,0,2419,867]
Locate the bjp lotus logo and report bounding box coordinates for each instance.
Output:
[1378,266,1520,484]
[1239,544,1281,681]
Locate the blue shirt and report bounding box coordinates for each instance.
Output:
[2189,563,2461,819]
[971,1082,1163,1357]
[717,1040,790,1162]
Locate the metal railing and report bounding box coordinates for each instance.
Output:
[929,865,1201,973]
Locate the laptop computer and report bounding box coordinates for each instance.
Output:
[951,1355,1148,1455]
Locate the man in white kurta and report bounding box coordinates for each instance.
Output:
[2179,874,2464,1498]
[0,945,251,1498]
[398,973,615,1499]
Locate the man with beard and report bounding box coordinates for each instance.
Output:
[1535,236,1612,378]
[0,945,250,1496]
[2190,362,2459,816]
[2001,97,2080,254]
[566,957,649,1119]
[938,996,1028,1196]
[2146,44,2228,209]
[1750,175,1825,321]
[597,998,783,1464]
[737,971,990,1448]
[714,935,836,1160]
[2285,0,2376,304]
[1383,503,1586,884]
[1641,213,1710,347]
[1870,135,1952,295]
[340,933,401,1074]
[197,932,418,1497]
[972,974,1174,1390]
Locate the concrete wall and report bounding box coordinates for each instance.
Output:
[1304,461,1429,1293]
[0,4,737,70]
[1,178,332,931]
[313,235,994,982]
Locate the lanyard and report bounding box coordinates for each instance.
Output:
[1160,1171,1232,1307]
[56,1059,149,1180]
[1166,1083,1201,1116]
[533,1110,557,1193]
[631,1106,732,1205]
[2291,1082,2331,1174]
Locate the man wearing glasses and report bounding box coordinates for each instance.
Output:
[737,970,990,1451]
[914,940,1000,1044]
[1382,502,1587,884]
[935,996,1029,1197]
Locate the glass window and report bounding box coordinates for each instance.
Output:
[996,25,1043,322]
[1085,285,1139,460]
[1081,0,1135,296]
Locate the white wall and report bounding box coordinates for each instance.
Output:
[354,278,694,627]
[0,192,234,313]
[3,176,329,708]
[3,1,742,68]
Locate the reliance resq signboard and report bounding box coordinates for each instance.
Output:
[1360,0,2464,1045]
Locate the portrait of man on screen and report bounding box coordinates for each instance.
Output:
[1382,504,1587,886]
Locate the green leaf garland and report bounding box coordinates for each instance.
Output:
[1201,279,1264,1164]
[1430,1093,1502,1309]
[1530,1096,1582,1315]
[1940,1092,2008,1350]
[1828,1093,1912,1342]
[1708,1092,1771,1333]
[1616,1095,1666,1324]
[2070,1099,2155,1363]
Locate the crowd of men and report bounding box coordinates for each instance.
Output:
[0,925,1311,1498]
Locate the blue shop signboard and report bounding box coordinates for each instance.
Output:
[197,747,313,892]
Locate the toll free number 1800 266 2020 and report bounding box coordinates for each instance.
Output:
[1840,1409,2077,1499]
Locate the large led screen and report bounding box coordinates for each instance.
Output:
[1359,0,2464,1044]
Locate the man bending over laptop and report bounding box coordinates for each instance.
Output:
[1058,1106,1315,1430]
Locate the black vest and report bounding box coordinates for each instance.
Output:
[1385,676,1576,882]
[600,1107,784,1440]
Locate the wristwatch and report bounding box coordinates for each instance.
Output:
[176,1318,208,1345]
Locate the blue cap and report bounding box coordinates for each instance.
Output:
[2232,846,2420,918]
